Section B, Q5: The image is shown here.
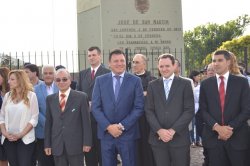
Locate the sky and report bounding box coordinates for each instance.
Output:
[0,0,249,67]
[182,0,250,33]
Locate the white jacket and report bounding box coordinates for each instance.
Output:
[0,91,39,144]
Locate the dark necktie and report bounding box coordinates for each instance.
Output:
[114,75,121,101]
[91,69,95,80]
[219,76,225,125]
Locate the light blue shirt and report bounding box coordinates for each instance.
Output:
[112,72,125,93]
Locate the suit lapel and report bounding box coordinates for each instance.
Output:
[166,76,180,104]
[53,93,61,113]
[157,78,167,103]
[63,90,74,113]
[106,73,116,104]
[86,68,92,85]
[41,84,48,99]
[116,73,129,104]
[211,76,222,114]
[224,74,233,112]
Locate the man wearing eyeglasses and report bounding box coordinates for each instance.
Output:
[44,68,92,166]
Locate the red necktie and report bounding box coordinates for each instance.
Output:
[219,76,225,125]
[60,93,66,112]
[91,69,95,80]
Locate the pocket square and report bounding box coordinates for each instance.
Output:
[72,109,76,112]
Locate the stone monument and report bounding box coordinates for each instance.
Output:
[77,0,184,75]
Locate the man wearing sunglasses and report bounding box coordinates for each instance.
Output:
[44,68,92,166]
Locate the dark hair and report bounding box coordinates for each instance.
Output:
[24,64,39,77]
[88,46,101,55]
[189,70,200,81]
[158,54,175,65]
[109,48,125,61]
[0,67,10,95]
[213,50,231,60]
[55,65,65,71]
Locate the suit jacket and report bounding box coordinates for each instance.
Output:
[34,82,59,139]
[145,76,194,147]
[77,65,110,101]
[44,90,92,156]
[92,72,144,141]
[199,74,250,150]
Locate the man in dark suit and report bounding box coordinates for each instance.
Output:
[77,46,110,166]
[132,53,156,166]
[145,54,194,166]
[92,48,144,166]
[44,68,92,166]
[199,50,250,166]
[34,65,59,166]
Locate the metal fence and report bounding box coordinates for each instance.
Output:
[0,48,185,78]
[1,47,249,79]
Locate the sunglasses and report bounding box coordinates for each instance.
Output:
[55,78,68,82]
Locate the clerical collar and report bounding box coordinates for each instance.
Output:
[135,71,146,76]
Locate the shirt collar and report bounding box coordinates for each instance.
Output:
[163,73,175,81]
[112,71,125,78]
[59,87,71,97]
[216,71,229,81]
[91,64,101,72]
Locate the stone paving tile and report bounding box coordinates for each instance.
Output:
[116,146,204,166]
[190,146,204,166]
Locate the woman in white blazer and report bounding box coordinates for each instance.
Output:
[0,70,39,166]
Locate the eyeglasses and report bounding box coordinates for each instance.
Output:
[55,78,68,82]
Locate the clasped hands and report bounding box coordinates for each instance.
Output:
[107,124,123,138]
[213,124,233,141]
[3,131,23,142]
[157,128,176,142]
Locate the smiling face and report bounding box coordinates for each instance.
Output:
[158,57,175,79]
[109,53,126,75]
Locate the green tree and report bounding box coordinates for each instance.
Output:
[184,14,250,73]
[219,35,250,63]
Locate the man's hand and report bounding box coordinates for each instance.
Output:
[44,148,52,156]
[83,146,91,152]
[214,124,233,141]
[157,129,174,142]
[107,124,123,138]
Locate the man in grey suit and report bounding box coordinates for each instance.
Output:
[77,46,110,166]
[145,54,194,166]
[44,68,92,166]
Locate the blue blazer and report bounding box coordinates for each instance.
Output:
[34,82,59,139]
[92,72,144,141]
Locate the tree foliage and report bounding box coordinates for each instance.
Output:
[184,14,250,72]
[219,35,250,63]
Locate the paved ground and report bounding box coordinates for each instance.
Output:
[116,146,204,166]
[190,146,204,166]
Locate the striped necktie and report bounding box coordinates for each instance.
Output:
[60,93,66,112]
[164,79,170,100]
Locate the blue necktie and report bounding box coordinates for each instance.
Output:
[114,75,121,101]
[164,79,170,100]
